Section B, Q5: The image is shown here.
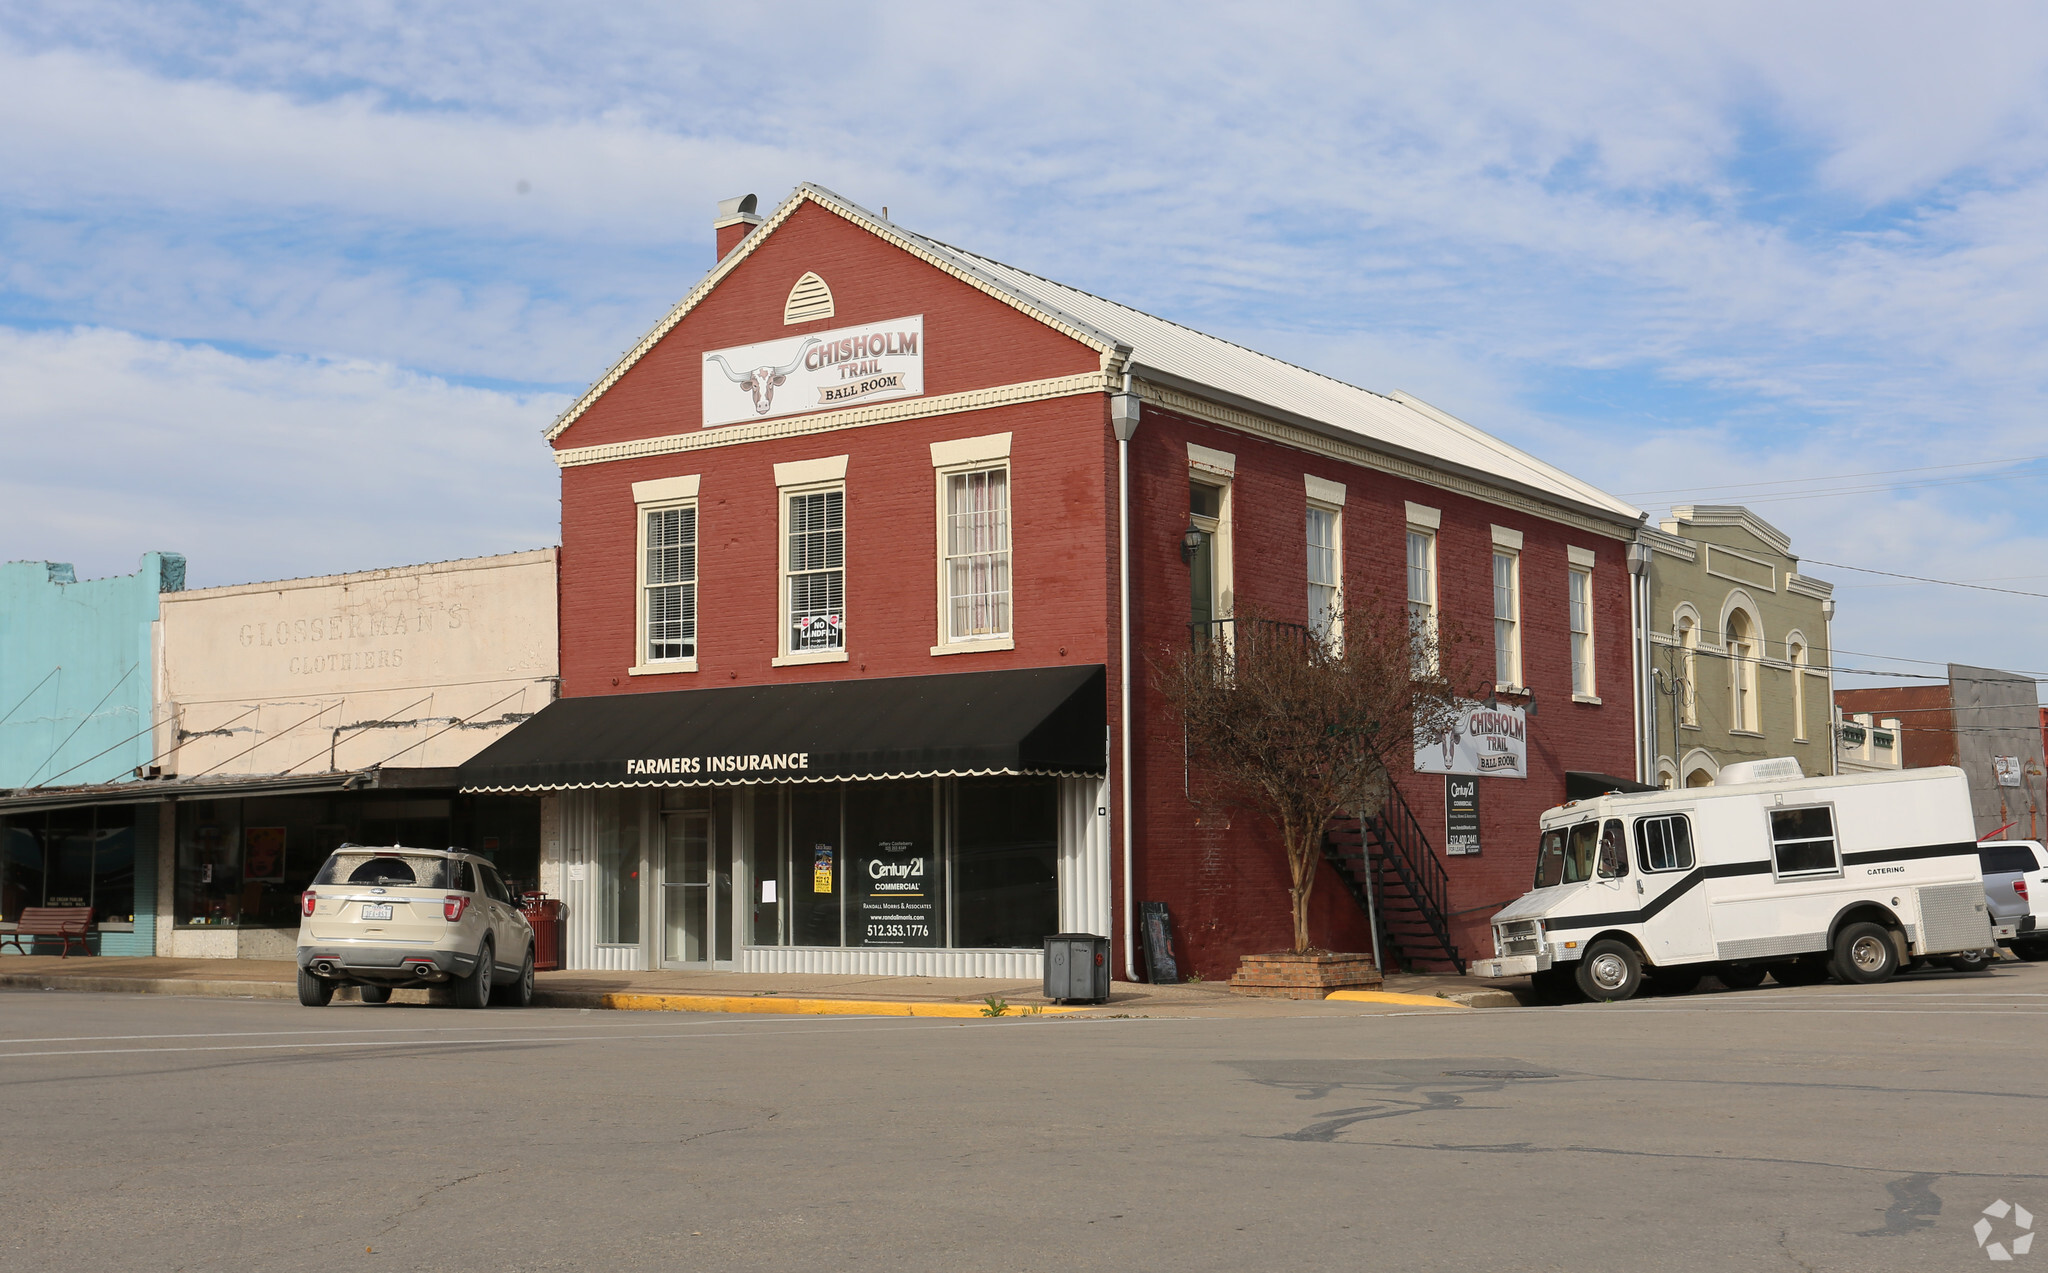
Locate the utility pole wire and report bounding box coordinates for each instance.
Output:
[0,666,60,730]
[21,664,138,787]
[1802,560,2048,601]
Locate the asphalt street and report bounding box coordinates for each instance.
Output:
[3,963,2044,1272]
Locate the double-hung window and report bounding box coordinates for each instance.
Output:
[787,489,845,653]
[1492,550,1521,688]
[1568,547,1596,699]
[646,506,697,662]
[773,454,851,665]
[930,433,1016,655]
[631,474,701,674]
[1304,475,1345,651]
[943,468,1011,642]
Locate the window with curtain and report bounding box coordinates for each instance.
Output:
[787,489,845,652]
[1306,505,1339,646]
[644,505,697,662]
[1493,550,1521,686]
[943,468,1010,642]
[1569,567,1594,696]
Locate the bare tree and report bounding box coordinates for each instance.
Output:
[1157,598,1468,955]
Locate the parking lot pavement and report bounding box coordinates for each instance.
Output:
[3,961,2042,1273]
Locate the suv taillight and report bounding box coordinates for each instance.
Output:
[301,891,317,917]
[2018,880,2030,901]
[444,895,471,922]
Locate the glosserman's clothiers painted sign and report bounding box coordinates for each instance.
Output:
[1414,701,1528,780]
[701,315,924,427]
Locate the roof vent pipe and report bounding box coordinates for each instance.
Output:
[714,193,763,261]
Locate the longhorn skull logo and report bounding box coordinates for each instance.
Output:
[707,338,823,416]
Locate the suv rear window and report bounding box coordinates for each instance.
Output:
[314,851,451,889]
[1980,846,2038,874]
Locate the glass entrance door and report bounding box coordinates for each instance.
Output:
[661,809,712,965]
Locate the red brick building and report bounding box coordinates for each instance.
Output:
[462,185,1644,981]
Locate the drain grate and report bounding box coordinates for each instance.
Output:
[1441,1069,1557,1080]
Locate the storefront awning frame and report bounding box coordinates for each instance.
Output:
[457,666,1108,794]
[0,767,465,816]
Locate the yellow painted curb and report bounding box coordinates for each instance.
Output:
[595,992,1079,1018]
[1323,990,1474,1008]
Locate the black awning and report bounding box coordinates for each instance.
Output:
[458,665,1106,792]
[1565,770,1659,801]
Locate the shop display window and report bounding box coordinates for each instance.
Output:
[175,792,543,928]
[744,776,1058,951]
[0,805,139,924]
[593,790,642,945]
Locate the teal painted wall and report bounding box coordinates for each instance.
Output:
[0,553,184,789]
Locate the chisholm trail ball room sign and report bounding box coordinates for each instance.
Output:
[701,315,925,427]
[1413,701,1528,780]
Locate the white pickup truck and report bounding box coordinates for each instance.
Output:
[1470,759,1997,1002]
[1979,840,2048,962]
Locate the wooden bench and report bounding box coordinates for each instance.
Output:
[1,907,96,958]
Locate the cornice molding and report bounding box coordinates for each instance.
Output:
[1136,381,1630,541]
[554,371,1110,468]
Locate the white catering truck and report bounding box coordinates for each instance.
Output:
[1470,759,1997,1001]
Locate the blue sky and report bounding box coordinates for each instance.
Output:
[3,2,2047,689]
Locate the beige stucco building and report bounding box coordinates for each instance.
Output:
[1634,506,1835,787]
[148,549,559,958]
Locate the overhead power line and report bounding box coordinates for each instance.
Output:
[1802,560,2048,602]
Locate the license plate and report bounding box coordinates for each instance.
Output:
[361,903,393,920]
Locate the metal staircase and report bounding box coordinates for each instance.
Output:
[1322,783,1464,974]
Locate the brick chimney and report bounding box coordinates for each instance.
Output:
[714,193,762,260]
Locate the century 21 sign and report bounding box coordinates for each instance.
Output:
[701,315,925,427]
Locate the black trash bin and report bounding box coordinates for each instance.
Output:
[1043,933,1111,1004]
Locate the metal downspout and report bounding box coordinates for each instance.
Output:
[1111,375,1141,982]
[1628,540,1653,783]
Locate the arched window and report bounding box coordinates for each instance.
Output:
[1676,616,1699,726]
[1788,638,1808,741]
[1726,611,1759,733]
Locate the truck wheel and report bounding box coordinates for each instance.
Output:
[297,969,335,1007]
[359,984,393,1004]
[1574,940,1642,1002]
[452,941,494,1009]
[1947,950,1993,974]
[1831,922,1899,984]
[1717,965,1768,990]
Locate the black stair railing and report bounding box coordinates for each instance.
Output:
[1369,781,1463,973]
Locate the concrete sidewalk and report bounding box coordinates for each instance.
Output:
[0,954,1527,1017]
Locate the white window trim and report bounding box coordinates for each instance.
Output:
[932,452,1015,656]
[1787,634,1809,742]
[1188,442,1236,479]
[1492,547,1523,691]
[1569,562,1596,702]
[1306,497,1343,652]
[773,472,850,667]
[1490,524,1524,552]
[1404,501,1441,531]
[1406,523,1439,673]
[631,475,702,676]
[1190,470,1235,631]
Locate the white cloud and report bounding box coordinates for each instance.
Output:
[0,326,561,587]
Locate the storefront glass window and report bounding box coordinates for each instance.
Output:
[593,791,641,946]
[0,805,139,923]
[789,784,842,946]
[953,777,1057,949]
[748,789,782,946]
[847,780,938,948]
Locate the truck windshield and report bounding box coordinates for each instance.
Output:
[1534,822,1601,888]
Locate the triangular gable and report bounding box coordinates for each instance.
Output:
[544,184,1128,442]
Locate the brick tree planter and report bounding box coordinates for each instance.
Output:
[1227,951,1383,999]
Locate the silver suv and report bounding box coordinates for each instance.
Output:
[296,845,535,1008]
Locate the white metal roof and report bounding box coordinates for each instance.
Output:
[553,183,1643,526]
